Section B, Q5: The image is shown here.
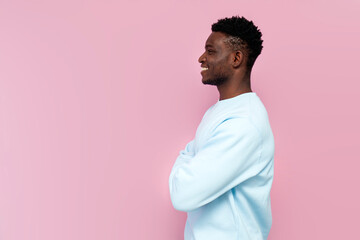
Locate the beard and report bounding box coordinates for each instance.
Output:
[202,69,229,86]
[202,76,227,86]
[202,60,233,86]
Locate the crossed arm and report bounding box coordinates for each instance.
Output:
[169,118,264,212]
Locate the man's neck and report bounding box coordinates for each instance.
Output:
[217,76,252,101]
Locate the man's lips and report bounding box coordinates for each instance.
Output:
[201,68,208,76]
[201,67,208,72]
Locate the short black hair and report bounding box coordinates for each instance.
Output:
[212,16,263,70]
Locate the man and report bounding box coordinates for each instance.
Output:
[169,16,274,240]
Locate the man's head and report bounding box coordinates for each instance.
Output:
[198,16,263,86]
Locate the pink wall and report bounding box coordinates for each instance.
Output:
[1,0,360,239]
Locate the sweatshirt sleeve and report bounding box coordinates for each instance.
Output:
[169,117,264,212]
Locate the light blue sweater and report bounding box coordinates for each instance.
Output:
[169,92,274,240]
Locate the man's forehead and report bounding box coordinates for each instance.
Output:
[205,32,227,46]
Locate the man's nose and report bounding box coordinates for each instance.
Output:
[198,52,205,63]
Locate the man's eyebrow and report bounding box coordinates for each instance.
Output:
[205,44,213,49]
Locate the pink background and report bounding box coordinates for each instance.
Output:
[1,0,360,239]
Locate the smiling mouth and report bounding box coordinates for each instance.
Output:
[201,67,208,72]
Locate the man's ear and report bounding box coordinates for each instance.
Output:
[232,50,244,68]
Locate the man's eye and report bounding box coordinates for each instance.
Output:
[207,50,215,54]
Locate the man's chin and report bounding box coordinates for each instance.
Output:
[202,78,215,86]
[202,78,220,86]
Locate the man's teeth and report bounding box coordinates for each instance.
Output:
[201,67,208,71]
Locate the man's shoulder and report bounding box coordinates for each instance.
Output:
[212,116,258,137]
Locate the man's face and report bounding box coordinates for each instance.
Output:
[198,32,233,86]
